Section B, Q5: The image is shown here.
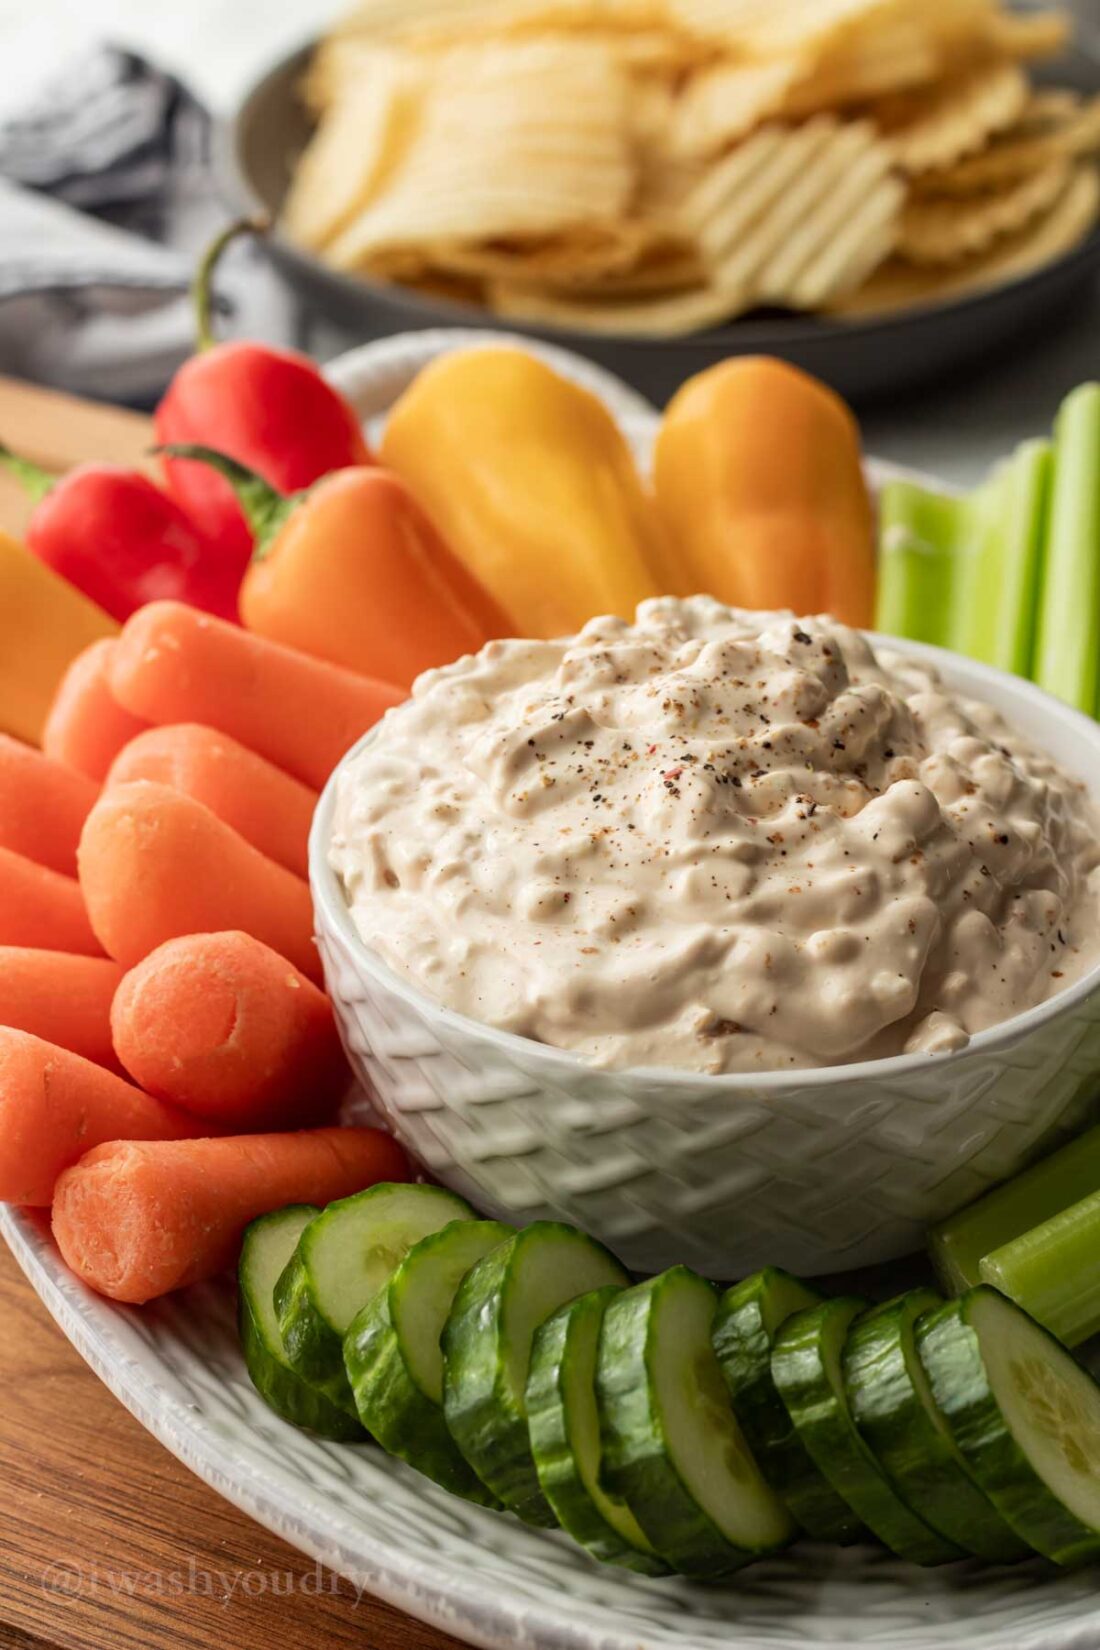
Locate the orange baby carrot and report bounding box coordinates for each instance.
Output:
[0,1028,198,1205]
[43,638,150,783]
[51,1128,410,1302]
[0,734,99,877]
[109,601,405,789]
[78,781,320,980]
[0,949,122,1070]
[0,846,103,955]
[107,724,317,878]
[110,931,347,1128]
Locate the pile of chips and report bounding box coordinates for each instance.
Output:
[282,0,1100,335]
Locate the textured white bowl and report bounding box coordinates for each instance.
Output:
[314,330,1100,1278]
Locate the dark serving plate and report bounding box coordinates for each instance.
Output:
[219,28,1100,407]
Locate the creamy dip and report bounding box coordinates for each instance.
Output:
[330,598,1100,1073]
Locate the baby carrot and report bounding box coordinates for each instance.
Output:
[109,601,405,789]
[43,638,150,783]
[78,781,319,980]
[0,733,98,876]
[0,846,103,955]
[110,932,346,1128]
[0,1028,197,1205]
[107,724,317,878]
[51,1128,410,1302]
[0,949,122,1070]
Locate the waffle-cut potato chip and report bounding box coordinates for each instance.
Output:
[899,157,1071,262]
[669,58,806,158]
[488,277,739,334]
[832,162,1099,315]
[682,117,903,307]
[321,40,636,271]
[879,60,1029,174]
[921,95,1100,194]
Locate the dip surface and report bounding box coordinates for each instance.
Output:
[330,598,1100,1072]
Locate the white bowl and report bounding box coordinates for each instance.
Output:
[312,332,1100,1278]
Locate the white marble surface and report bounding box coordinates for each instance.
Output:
[1,0,1098,487]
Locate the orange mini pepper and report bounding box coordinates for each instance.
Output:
[652,356,875,627]
[157,447,513,688]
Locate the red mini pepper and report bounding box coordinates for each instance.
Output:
[154,218,371,570]
[0,448,238,622]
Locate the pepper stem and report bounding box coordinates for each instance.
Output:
[0,442,56,504]
[192,215,272,353]
[154,444,301,559]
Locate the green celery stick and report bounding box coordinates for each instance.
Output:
[1031,382,1100,713]
[954,439,1051,675]
[930,1123,1100,1296]
[875,481,967,647]
[980,1189,1100,1347]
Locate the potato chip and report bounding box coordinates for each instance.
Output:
[322,40,637,271]
[831,162,1099,315]
[664,0,892,56]
[488,277,739,334]
[987,7,1071,61]
[899,157,1071,262]
[669,58,806,159]
[333,0,663,44]
[879,60,1029,174]
[921,94,1100,194]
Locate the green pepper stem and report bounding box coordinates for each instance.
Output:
[192,216,272,353]
[154,443,300,558]
[0,442,56,504]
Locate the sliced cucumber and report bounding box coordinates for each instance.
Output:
[845,1290,1030,1563]
[344,1218,511,1502]
[712,1268,863,1545]
[916,1286,1100,1566]
[275,1182,474,1408]
[239,1206,365,1440]
[771,1297,961,1565]
[526,1286,668,1574]
[597,1266,794,1578]
[442,1221,628,1526]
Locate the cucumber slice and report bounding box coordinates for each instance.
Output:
[916,1286,1100,1566]
[344,1218,511,1502]
[771,1297,961,1565]
[442,1221,628,1527]
[276,1182,474,1408]
[712,1268,863,1545]
[526,1286,669,1575]
[239,1206,365,1440]
[845,1290,1030,1564]
[597,1266,794,1578]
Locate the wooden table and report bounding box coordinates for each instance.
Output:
[0,374,468,1650]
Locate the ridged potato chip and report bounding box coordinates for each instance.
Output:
[664,0,891,56]
[832,162,1098,314]
[899,156,1071,262]
[669,58,806,158]
[921,94,1100,194]
[488,278,739,334]
[879,60,1029,174]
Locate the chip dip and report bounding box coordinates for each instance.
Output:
[330,598,1100,1072]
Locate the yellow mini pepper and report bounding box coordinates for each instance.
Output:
[0,530,118,744]
[653,356,876,627]
[380,347,674,638]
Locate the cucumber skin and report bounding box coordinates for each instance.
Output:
[344,1289,497,1504]
[713,1272,864,1546]
[526,1288,668,1575]
[274,1247,355,1411]
[443,1224,624,1528]
[598,1269,783,1579]
[238,1208,365,1441]
[916,1290,1100,1567]
[772,1299,961,1567]
[844,1292,1030,1565]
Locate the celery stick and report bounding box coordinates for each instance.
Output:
[1031,382,1100,714]
[980,1189,1100,1347]
[956,440,1051,676]
[929,1123,1100,1296]
[875,481,967,647]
